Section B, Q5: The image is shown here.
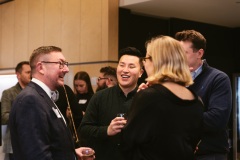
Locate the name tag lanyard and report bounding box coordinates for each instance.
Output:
[63,85,80,144]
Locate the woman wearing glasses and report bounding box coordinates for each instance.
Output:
[121,36,204,160]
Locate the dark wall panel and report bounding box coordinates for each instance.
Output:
[233,28,240,73]
[119,8,169,55]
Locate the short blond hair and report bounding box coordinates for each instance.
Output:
[145,35,193,86]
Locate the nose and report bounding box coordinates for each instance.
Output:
[76,86,81,91]
[63,65,69,73]
[122,66,129,72]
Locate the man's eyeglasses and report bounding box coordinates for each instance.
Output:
[141,56,152,62]
[97,77,112,81]
[41,61,68,69]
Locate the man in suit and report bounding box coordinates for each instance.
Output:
[9,46,94,160]
[1,61,31,160]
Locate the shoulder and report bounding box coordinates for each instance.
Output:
[3,83,20,92]
[59,85,74,97]
[203,61,229,78]
[202,63,230,84]
[90,86,118,104]
[208,66,228,76]
[16,84,44,105]
[12,87,49,115]
[136,84,164,99]
[95,85,117,95]
[2,84,20,98]
[207,67,230,85]
[64,85,74,93]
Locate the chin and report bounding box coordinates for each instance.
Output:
[119,83,131,88]
[58,81,64,87]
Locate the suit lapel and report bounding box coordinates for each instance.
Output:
[29,82,76,148]
[28,82,67,126]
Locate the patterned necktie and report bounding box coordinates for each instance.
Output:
[51,90,59,102]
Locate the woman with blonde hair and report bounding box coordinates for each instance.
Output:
[121,36,204,160]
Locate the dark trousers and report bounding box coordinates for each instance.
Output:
[196,153,227,160]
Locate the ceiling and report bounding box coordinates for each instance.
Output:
[119,0,240,28]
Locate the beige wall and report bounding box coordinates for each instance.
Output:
[0,0,119,90]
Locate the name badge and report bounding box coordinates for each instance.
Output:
[52,107,62,118]
[79,99,87,104]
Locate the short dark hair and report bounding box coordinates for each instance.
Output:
[100,66,116,78]
[15,61,30,73]
[118,47,143,67]
[175,30,206,52]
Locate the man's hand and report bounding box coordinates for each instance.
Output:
[75,147,95,160]
[107,117,127,136]
[66,107,71,118]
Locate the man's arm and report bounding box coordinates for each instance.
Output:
[1,89,14,124]
[78,94,109,141]
[203,74,232,132]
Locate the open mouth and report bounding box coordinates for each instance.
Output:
[59,75,65,80]
[121,75,130,79]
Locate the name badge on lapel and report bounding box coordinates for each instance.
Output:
[52,107,62,118]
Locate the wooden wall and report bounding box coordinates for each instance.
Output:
[0,0,119,90]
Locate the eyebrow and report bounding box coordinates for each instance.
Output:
[58,58,66,62]
[119,61,135,65]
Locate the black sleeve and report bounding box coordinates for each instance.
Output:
[65,85,83,129]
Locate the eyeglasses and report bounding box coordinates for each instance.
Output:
[97,77,112,81]
[41,61,68,69]
[141,56,152,62]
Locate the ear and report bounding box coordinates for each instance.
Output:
[36,62,45,75]
[197,49,204,59]
[16,72,21,79]
[105,78,111,86]
[139,68,144,78]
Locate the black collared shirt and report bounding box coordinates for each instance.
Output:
[78,85,138,160]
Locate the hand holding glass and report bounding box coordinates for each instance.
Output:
[82,149,95,160]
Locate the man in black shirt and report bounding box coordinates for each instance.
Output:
[78,47,143,160]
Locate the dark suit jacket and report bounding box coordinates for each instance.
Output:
[9,82,76,160]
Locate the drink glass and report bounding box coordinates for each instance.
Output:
[117,113,126,118]
[82,149,94,160]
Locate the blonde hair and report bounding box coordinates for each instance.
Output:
[145,35,193,86]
